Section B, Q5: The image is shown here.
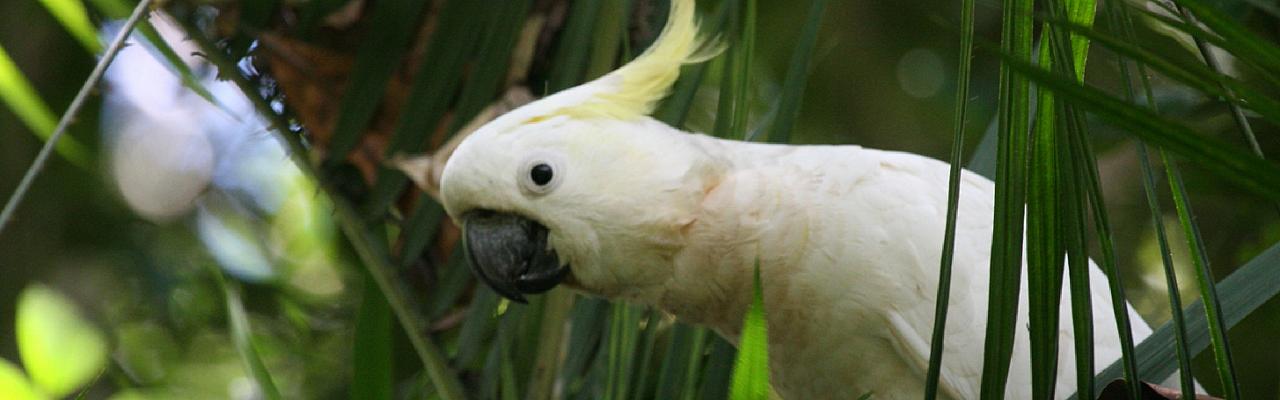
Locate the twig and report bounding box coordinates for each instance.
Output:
[1170,2,1280,219]
[0,0,155,235]
[1174,4,1264,158]
[172,15,467,400]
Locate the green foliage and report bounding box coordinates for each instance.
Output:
[728,0,755,140]
[0,358,43,400]
[729,261,769,400]
[323,0,431,167]
[0,45,89,166]
[351,278,394,400]
[1026,1,1101,398]
[1093,238,1280,394]
[988,0,1280,398]
[1054,16,1280,126]
[943,0,1280,397]
[363,0,487,217]
[1173,0,1280,75]
[16,284,106,398]
[548,0,603,92]
[604,303,641,400]
[923,0,974,396]
[36,0,99,53]
[1165,152,1240,396]
[1001,25,1278,394]
[766,0,826,144]
[656,1,728,127]
[979,0,1034,397]
[1001,54,1280,200]
[1136,141,1196,398]
[217,277,282,400]
[6,0,1280,398]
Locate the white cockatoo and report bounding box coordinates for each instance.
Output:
[426,0,1159,398]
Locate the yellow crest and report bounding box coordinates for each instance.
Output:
[546,0,718,120]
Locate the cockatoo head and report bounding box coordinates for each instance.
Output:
[437,0,718,303]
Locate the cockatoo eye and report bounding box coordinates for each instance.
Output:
[518,155,563,196]
[530,163,554,186]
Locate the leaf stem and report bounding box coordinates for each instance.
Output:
[1172,3,1265,159]
[0,0,153,235]
[1164,151,1242,398]
[979,0,1033,396]
[923,0,974,396]
[1170,1,1280,218]
[1106,1,1196,397]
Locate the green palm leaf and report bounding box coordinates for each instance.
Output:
[0,45,90,166]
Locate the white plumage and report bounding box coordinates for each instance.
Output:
[442,119,1154,399]
[428,0,1163,398]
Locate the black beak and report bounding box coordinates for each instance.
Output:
[462,210,570,303]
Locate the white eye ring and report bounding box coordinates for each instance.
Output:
[518,154,564,196]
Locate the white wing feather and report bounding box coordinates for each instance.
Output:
[679,136,1155,399]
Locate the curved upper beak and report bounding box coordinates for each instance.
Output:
[462,211,570,303]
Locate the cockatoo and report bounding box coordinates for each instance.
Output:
[423,0,1161,398]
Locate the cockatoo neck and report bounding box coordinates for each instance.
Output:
[574,131,813,338]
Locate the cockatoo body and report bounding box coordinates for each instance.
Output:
[429,1,1158,398]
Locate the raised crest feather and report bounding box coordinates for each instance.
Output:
[539,0,719,121]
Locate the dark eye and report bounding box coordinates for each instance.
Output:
[530,163,554,186]
[519,156,562,195]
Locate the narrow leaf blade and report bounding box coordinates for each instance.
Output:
[998,53,1280,202]
[1092,240,1280,395]
[37,0,101,53]
[979,0,1034,396]
[218,278,283,400]
[0,45,90,166]
[323,0,430,165]
[766,0,827,144]
[351,277,394,400]
[729,261,769,400]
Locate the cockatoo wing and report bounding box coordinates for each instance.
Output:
[862,150,1156,399]
[694,140,1154,399]
[685,141,997,399]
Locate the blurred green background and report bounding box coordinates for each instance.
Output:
[1,0,1278,398]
